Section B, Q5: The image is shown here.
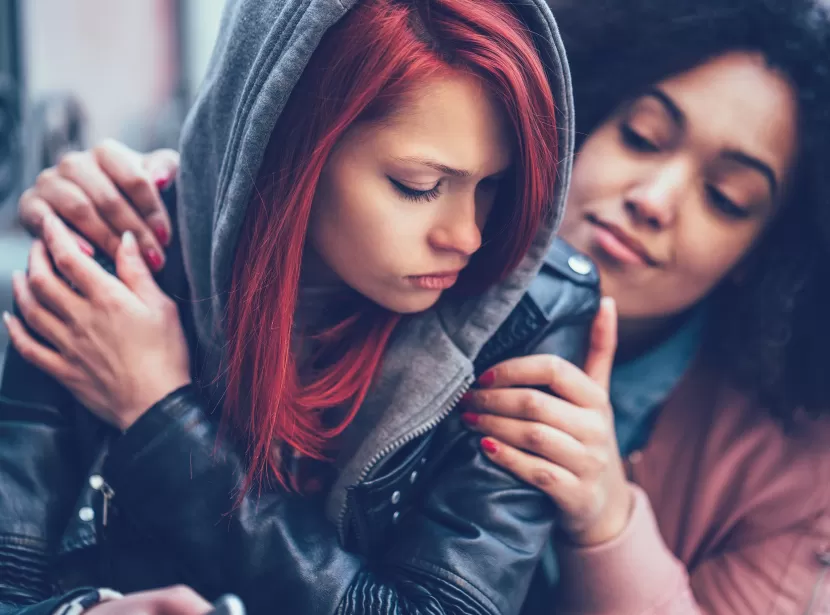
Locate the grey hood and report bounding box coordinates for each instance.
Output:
[176,0,575,525]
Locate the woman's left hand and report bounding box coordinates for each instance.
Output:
[461,298,633,546]
[3,214,192,430]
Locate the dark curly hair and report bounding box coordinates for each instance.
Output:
[552,0,830,422]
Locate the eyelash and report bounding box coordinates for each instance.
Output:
[706,186,750,219]
[621,125,659,153]
[622,125,752,220]
[389,178,442,202]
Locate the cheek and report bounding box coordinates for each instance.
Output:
[309,165,422,283]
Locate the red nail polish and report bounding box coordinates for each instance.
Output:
[152,222,169,246]
[153,173,173,191]
[461,412,479,425]
[77,239,94,257]
[145,248,164,272]
[460,391,473,403]
[481,438,499,454]
[478,370,495,387]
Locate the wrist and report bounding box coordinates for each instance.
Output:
[567,482,635,547]
[117,375,193,431]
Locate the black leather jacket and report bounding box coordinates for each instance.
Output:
[0,199,599,615]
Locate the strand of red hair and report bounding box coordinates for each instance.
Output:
[222,0,560,493]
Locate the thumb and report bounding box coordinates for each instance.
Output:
[583,296,618,391]
[116,231,161,301]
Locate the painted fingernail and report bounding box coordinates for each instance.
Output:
[460,391,473,403]
[153,171,174,191]
[478,370,495,387]
[151,221,170,246]
[481,438,499,454]
[461,412,479,426]
[77,238,94,257]
[2,311,11,325]
[145,248,164,272]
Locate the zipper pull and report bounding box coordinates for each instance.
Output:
[89,475,116,528]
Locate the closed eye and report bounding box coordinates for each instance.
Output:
[389,177,442,202]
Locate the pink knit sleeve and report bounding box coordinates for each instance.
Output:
[551,484,830,614]
[553,484,699,614]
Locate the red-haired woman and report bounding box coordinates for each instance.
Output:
[0,0,589,614]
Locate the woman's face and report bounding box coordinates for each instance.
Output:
[308,71,512,313]
[560,51,798,337]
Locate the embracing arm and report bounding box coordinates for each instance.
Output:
[100,384,555,615]
[553,484,830,614]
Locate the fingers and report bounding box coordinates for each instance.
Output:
[59,149,166,270]
[41,214,128,301]
[115,231,165,302]
[27,240,84,321]
[6,288,69,366]
[94,140,173,247]
[463,387,595,441]
[23,171,121,256]
[463,412,597,477]
[478,437,581,509]
[3,309,75,382]
[480,354,609,410]
[583,297,618,390]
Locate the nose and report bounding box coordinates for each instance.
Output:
[624,159,688,230]
[428,193,484,257]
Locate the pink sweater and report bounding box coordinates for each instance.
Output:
[553,362,830,614]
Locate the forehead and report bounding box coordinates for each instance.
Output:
[656,51,799,183]
[370,72,514,174]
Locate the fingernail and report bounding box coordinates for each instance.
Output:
[2,311,11,325]
[122,230,137,253]
[77,238,94,257]
[477,370,495,388]
[153,170,174,191]
[481,438,499,454]
[145,247,164,272]
[151,221,170,246]
[460,391,473,403]
[461,412,479,426]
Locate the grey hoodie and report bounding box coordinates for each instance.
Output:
[176,0,575,529]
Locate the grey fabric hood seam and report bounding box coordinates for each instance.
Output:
[173,0,575,525]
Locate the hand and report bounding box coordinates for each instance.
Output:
[461,298,633,546]
[85,586,212,615]
[3,214,192,430]
[18,139,179,270]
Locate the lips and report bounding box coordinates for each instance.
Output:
[408,272,460,290]
[587,215,660,267]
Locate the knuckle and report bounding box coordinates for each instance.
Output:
[530,465,558,490]
[525,424,549,450]
[64,198,93,222]
[123,170,152,193]
[93,139,117,159]
[35,167,57,188]
[95,193,120,217]
[27,271,51,296]
[165,585,198,604]
[57,151,85,175]
[545,354,561,377]
[521,390,544,421]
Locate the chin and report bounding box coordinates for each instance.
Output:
[373,290,442,315]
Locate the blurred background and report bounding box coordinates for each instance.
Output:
[0,0,225,367]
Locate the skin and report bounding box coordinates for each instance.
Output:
[8,52,801,557]
[462,51,800,544]
[561,51,798,351]
[308,71,512,313]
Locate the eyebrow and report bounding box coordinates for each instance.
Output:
[393,156,472,178]
[644,88,779,197]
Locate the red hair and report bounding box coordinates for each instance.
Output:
[223,0,560,490]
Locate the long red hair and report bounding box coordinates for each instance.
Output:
[223,0,560,490]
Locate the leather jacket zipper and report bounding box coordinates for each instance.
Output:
[89,473,116,584]
[336,374,475,538]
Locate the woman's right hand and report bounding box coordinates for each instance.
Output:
[18,139,179,271]
[85,586,213,615]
